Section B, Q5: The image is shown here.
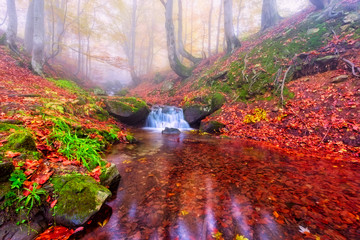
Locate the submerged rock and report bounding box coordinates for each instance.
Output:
[51,174,111,227]
[105,97,150,125]
[162,127,181,134]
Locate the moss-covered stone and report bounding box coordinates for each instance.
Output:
[105,97,150,125]
[100,163,121,192]
[92,87,107,96]
[4,131,37,152]
[0,182,11,201]
[0,162,14,182]
[200,121,225,133]
[183,93,226,127]
[51,174,111,227]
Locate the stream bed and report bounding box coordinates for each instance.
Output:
[80,129,360,240]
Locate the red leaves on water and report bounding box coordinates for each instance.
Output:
[35,226,75,240]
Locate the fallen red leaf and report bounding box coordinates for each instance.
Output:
[50,199,57,208]
[35,226,73,240]
[5,151,21,158]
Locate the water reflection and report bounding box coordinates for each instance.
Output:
[80,129,360,240]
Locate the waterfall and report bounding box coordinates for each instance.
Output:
[145,105,191,129]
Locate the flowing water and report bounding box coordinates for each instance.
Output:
[145,106,191,130]
[80,129,360,240]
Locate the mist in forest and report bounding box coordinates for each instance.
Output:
[0,0,309,91]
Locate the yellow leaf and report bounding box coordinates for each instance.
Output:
[180,210,189,216]
[97,218,109,227]
[235,235,249,240]
[273,211,279,218]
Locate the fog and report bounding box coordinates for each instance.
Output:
[0,0,309,90]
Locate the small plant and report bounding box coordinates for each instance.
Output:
[9,169,27,189]
[18,183,47,215]
[50,119,104,170]
[243,108,268,124]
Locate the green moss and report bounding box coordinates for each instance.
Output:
[108,97,147,113]
[3,132,37,152]
[0,123,24,133]
[51,174,111,224]
[210,92,226,110]
[115,89,129,96]
[48,78,87,95]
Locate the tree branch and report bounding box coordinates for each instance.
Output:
[342,58,360,77]
[160,0,166,7]
[281,66,292,106]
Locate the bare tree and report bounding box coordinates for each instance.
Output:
[177,0,201,64]
[160,0,191,78]
[25,0,34,54]
[32,0,45,75]
[129,0,138,83]
[310,0,329,9]
[208,0,214,56]
[261,0,282,31]
[216,0,223,54]
[224,0,241,54]
[6,0,17,51]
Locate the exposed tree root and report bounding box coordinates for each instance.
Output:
[342,58,360,77]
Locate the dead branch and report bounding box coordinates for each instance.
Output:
[318,124,332,147]
[242,53,249,82]
[274,67,283,93]
[281,66,292,106]
[342,58,360,77]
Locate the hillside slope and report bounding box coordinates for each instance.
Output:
[130,2,360,161]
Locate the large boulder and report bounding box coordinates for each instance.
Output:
[105,97,150,125]
[51,174,111,227]
[100,163,121,192]
[183,93,225,127]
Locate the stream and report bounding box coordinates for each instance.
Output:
[79,128,360,240]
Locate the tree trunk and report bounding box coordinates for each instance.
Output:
[261,0,281,31]
[310,0,329,9]
[163,0,191,78]
[130,0,139,84]
[224,0,241,54]
[6,0,17,51]
[25,0,34,54]
[216,0,223,54]
[236,0,243,36]
[208,0,213,56]
[177,0,201,64]
[76,0,82,75]
[31,0,45,76]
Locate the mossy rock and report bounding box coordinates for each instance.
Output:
[100,163,121,192]
[0,162,14,182]
[3,132,37,152]
[105,97,150,125]
[0,182,11,201]
[114,88,129,97]
[51,174,111,227]
[92,87,107,96]
[183,93,226,127]
[200,121,225,133]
